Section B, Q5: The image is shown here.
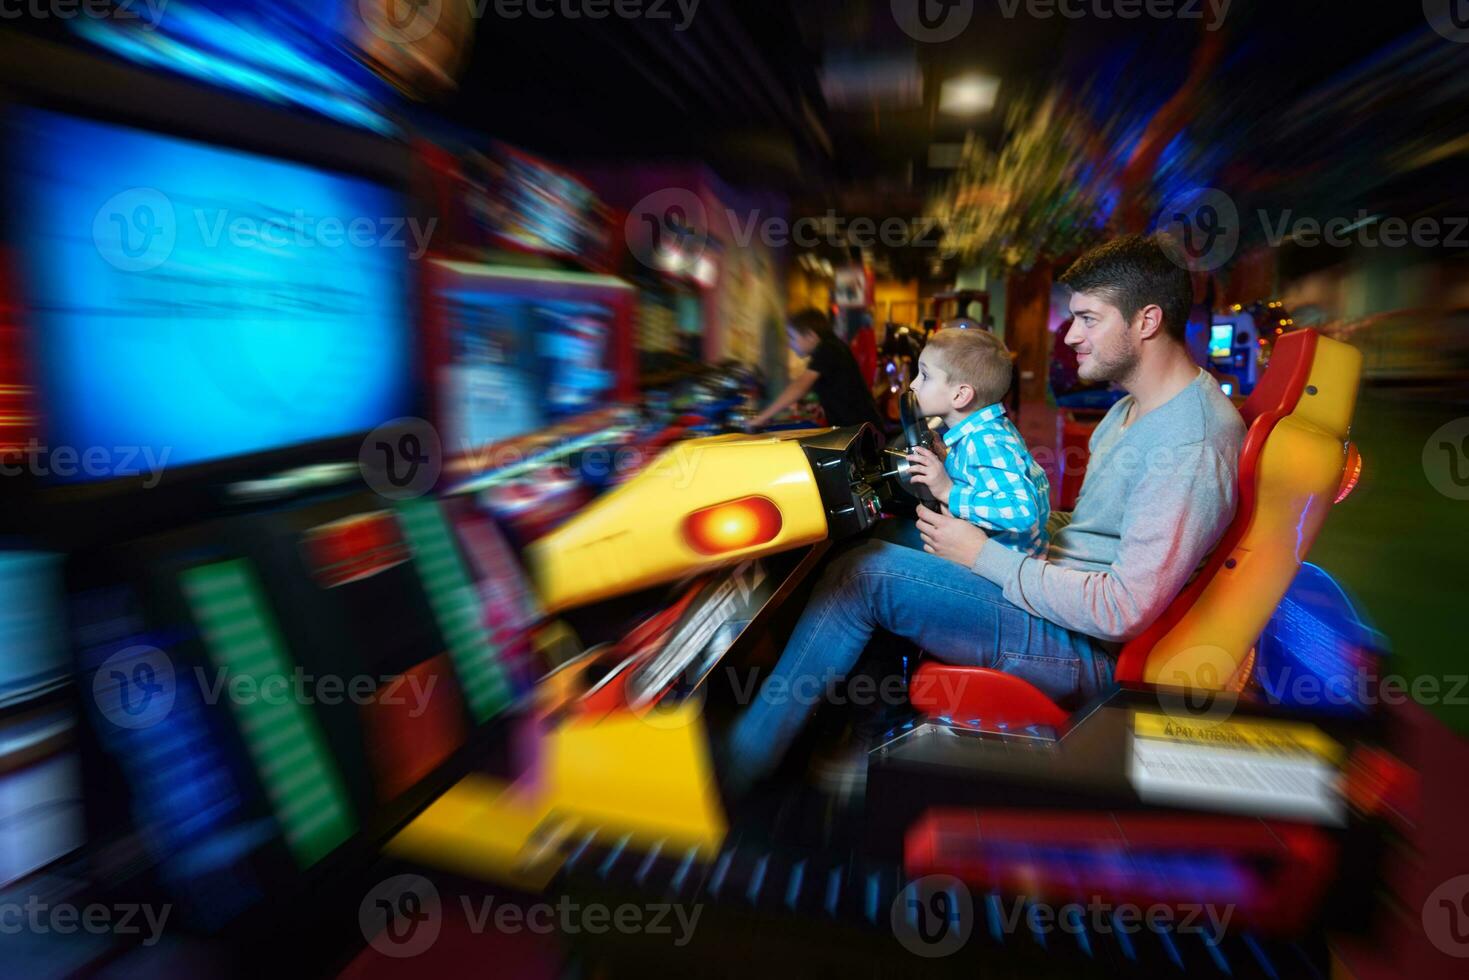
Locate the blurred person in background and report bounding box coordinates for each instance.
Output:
[750,308,884,430]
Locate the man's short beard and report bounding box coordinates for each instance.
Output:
[1080,338,1141,385]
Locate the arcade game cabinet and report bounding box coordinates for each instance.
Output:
[0,37,527,974]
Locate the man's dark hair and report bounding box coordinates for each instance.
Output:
[1057,234,1193,343]
[788,308,835,339]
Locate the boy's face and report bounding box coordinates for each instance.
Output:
[909,350,970,417]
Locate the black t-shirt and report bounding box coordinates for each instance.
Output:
[806,335,884,430]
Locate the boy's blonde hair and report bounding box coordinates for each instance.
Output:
[925,328,1013,407]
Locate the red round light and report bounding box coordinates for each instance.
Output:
[683,496,783,556]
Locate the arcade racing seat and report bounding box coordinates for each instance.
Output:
[910,329,1363,727]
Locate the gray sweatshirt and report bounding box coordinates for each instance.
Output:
[972,370,1246,644]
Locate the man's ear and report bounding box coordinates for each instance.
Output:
[1135,304,1166,341]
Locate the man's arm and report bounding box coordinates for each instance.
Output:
[970,443,1235,642]
[750,369,819,427]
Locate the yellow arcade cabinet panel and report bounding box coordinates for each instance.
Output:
[528,426,888,613]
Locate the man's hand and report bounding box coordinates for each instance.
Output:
[916,504,988,568]
[906,446,953,504]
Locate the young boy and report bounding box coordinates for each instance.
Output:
[906,328,1051,557]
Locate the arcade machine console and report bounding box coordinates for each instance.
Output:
[1209,313,1261,396]
[0,53,536,974]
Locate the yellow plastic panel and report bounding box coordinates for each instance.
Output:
[387,704,728,885]
[384,775,564,891]
[543,702,727,854]
[528,434,829,612]
[1145,336,1362,688]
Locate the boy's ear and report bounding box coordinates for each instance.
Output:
[951,383,977,411]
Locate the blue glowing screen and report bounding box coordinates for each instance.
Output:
[4,109,413,480]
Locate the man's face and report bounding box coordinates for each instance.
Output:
[909,350,963,417]
[787,325,819,356]
[1065,290,1141,384]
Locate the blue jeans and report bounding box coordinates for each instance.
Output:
[724,538,1114,783]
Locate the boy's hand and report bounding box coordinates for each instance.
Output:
[906,446,953,504]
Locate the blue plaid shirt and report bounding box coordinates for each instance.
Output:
[941,403,1050,557]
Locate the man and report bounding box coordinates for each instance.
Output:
[725,235,1246,786]
[750,309,884,430]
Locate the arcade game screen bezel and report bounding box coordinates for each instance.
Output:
[421,258,639,479]
[0,32,428,530]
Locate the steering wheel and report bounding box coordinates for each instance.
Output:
[890,390,942,512]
